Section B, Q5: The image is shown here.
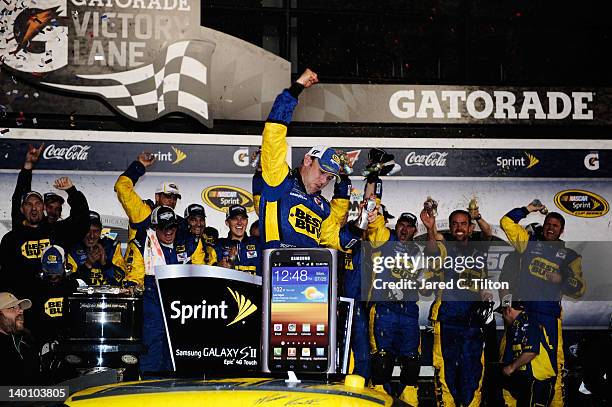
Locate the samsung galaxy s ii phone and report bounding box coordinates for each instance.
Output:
[261,248,337,374]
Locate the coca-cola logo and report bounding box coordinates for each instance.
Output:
[43,144,91,161]
[404,151,448,167]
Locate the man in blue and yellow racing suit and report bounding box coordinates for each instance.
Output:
[367,176,422,406]
[215,204,261,276]
[499,300,557,407]
[258,69,371,251]
[67,211,126,286]
[500,202,585,407]
[123,206,216,374]
[424,209,491,407]
[115,152,183,241]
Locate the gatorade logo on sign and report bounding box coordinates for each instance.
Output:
[288,204,322,240]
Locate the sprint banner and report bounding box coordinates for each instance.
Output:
[155,265,262,375]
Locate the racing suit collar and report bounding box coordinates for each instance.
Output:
[293,167,323,198]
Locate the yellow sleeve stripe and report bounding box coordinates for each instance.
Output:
[265,201,280,242]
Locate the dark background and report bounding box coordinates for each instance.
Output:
[2,1,611,136]
[202,0,612,86]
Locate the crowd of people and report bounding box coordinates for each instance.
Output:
[0,69,587,407]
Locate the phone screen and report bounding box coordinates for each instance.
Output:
[269,259,331,372]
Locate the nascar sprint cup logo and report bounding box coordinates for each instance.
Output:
[0,0,215,126]
[202,186,254,213]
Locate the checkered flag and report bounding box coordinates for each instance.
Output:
[42,40,216,127]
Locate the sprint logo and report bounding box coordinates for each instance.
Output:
[171,146,187,164]
[169,288,258,326]
[496,151,539,170]
[226,287,258,326]
[151,146,187,165]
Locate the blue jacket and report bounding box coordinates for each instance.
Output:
[214,235,261,276]
[500,207,585,317]
[258,89,361,250]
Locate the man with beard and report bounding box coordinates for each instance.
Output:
[0,177,89,299]
[67,211,126,286]
[215,204,261,276]
[10,145,69,228]
[115,152,183,241]
[0,292,40,385]
[500,202,585,406]
[424,209,491,407]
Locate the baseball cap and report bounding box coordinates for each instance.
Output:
[41,245,66,276]
[21,191,43,205]
[307,145,341,180]
[397,212,418,227]
[43,192,65,205]
[184,203,206,219]
[226,204,248,220]
[0,292,32,310]
[89,210,102,227]
[151,206,179,229]
[155,181,181,199]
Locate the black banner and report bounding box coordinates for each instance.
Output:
[293,147,612,178]
[156,265,261,375]
[0,139,259,173]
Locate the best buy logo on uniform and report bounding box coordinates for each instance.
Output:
[45,297,64,318]
[169,287,257,326]
[289,204,322,240]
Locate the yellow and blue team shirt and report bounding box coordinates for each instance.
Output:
[258,87,361,250]
[214,235,261,276]
[123,230,216,287]
[500,207,585,317]
[67,237,126,286]
[502,310,556,381]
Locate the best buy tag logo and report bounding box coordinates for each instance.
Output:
[289,204,322,240]
[44,297,63,318]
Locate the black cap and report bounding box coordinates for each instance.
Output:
[226,204,248,220]
[89,210,102,227]
[43,192,65,205]
[21,191,43,205]
[184,203,206,219]
[397,212,417,227]
[151,206,178,229]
